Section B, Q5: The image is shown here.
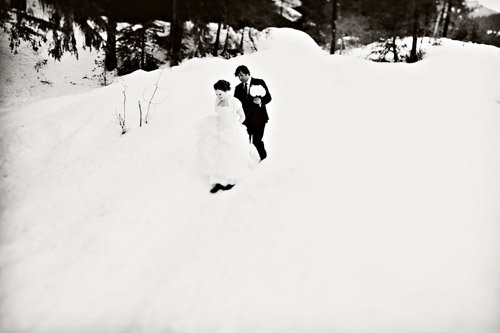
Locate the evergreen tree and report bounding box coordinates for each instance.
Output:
[474,13,500,47]
[116,21,164,75]
[296,0,330,46]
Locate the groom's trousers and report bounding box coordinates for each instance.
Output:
[247,123,267,160]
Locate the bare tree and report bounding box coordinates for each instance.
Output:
[442,0,452,37]
[213,21,222,56]
[433,1,446,38]
[170,0,184,66]
[144,69,165,124]
[330,0,338,54]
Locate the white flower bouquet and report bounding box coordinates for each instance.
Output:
[249,85,266,97]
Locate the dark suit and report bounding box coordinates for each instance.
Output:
[234,77,272,160]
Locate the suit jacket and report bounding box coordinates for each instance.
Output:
[234,77,272,127]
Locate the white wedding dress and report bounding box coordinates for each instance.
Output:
[197,96,259,186]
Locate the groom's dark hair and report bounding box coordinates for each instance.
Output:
[234,65,250,76]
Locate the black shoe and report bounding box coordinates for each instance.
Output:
[259,150,267,162]
[222,184,235,191]
[210,184,224,193]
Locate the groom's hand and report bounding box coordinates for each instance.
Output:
[253,97,262,106]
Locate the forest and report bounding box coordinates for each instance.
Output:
[1,0,500,76]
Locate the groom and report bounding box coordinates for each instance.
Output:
[234,65,272,161]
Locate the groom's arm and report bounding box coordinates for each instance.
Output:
[260,79,272,106]
[234,84,243,101]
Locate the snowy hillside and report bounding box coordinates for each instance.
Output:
[0,33,108,112]
[1,28,500,333]
[468,0,499,17]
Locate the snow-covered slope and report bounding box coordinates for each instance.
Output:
[0,33,107,112]
[1,28,500,333]
[469,0,500,16]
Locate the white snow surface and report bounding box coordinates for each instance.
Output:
[1,28,500,332]
[478,0,500,12]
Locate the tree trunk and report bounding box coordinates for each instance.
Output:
[442,0,452,38]
[194,26,203,57]
[213,21,222,57]
[222,26,230,56]
[330,0,338,54]
[239,28,245,52]
[408,1,419,63]
[433,2,445,38]
[339,32,345,53]
[392,35,398,62]
[170,0,183,66]
[105,19,117,71]
[141,28,145,69]
[248,28,257,51]
[83,26,93,48]
[170,21,183,66]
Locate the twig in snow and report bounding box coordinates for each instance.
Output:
[145,69,165,124]
[138,100,143,127]
[117,86,127,135]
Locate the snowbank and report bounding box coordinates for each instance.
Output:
[1,28,500,333]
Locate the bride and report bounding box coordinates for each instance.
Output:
[197,79,259,193]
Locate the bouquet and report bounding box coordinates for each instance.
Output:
[249,85,266,98]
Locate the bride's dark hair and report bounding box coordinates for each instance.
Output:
[213,79,231,92]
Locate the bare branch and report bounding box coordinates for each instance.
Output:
[145,69,165,124]
[117,85,127,135]
[138,100,143,127]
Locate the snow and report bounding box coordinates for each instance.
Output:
[0,32,108,112]
[478,0,500,12]
[1,27,500,333]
